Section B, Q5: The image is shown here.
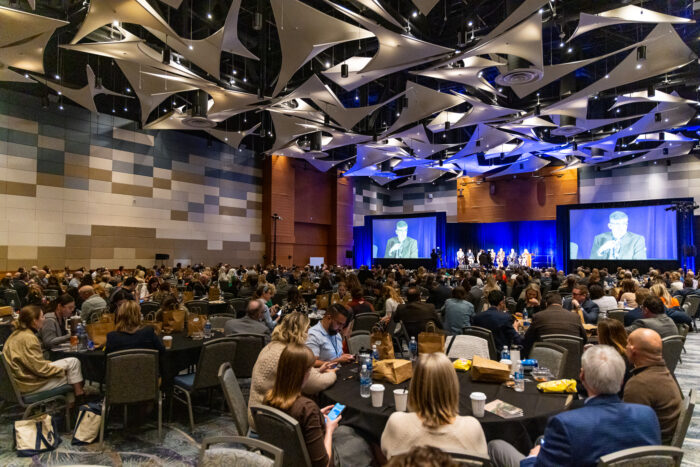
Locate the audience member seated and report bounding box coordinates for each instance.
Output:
[237,273,258,299]
[3,306,85,398]
[623,288,650,326]
[488,345,661,467]
[248,312,337,429]
[515,284,546,317]
[150,282,172,304]
[650,283,680,308]
[440,286,474,335]
[672,276,696,301]
[624,328,682,444]
[252,285,280,331]
[331,281,351,307]
[381,285,404,324]
[39,294,75,350]
[669,272,684,292]
[590,284,618,314]
[381,352,488,459]
[427,277,452,310]
[563,284,600,325]
[263,344,353,467]
[625,296,679,338]
[617,279,638,308]
[281,287,309,314]
[522,292,586,356]
[105,301,165,356]
[307,303,354,367]
[224,300,271,342]
[392,287,443,338]
[596,319,632,393]
[347,287,375,315]
[385,446,459,467]
[472,290,522,350]
[110,276,137,302]
[78,285,107,323]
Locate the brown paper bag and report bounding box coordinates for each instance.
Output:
[471,355,511,383]
[316,294,329,310]
[418,322,445,355]
[208,286,220,301]
[183,291,194,303]
[100,313,115,324]
[372,359,412,384]
[370,329,395,360]
[163,309,186,332]
[187,314,207,337]
[0,306,12,317]
[85,321,115,348]
[142,312,162,335]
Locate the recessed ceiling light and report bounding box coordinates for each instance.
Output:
[188,45,193,50]
[412,11,418,17]
[207,12,212,19]
[54,74,60,79]
[567,47,573,53]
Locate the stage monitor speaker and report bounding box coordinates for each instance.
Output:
[155,253,170,260]
[346,250,353,259]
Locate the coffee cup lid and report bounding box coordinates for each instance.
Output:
[470,392,486,400]
[393,388,408,394]
[163,335,172,339]
[370,384,385,391]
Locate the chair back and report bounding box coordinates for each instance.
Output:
[230,334,267,379]
[230,298,249,318]
[352,313,381,332]
[44,289,59,300]
[192,338,238,390]
[200,436,282,467]
[218,362,249,436]
[661,335,684,374]
[462,326,498,360]
[444,451,493,466]
[315,294,330,310]
[347,331,371,355]
[363,296,376,305]
[529,342,568,379]
[185,300,210,316]
[105,349,159,405]
[597,445,683,466]
[4,289,20,307]
[540,334,583,379]
[445,335,490,360]
[0,352,23,406]
[251,405,312,467]
[608,310,627,324]
[684,295,700,318]
[271,293,286,307]
[209,314,236,329]
[671,388,696,448]
[140,301,160,316]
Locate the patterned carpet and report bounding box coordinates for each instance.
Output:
[1,333,699,466]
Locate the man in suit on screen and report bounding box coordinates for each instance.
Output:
[590,211,647,260]
[384,220,419,258]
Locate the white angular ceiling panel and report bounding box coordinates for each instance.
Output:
[386,82,465,135]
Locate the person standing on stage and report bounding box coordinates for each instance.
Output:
[467,250,475,267]
[508,249,517,266]
[457,248,465,268]
[496,249,505,268]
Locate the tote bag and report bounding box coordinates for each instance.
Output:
[72,403,102,445]
[14,414,61,456]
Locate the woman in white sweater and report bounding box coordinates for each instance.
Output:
[381,352,488,459]
[248,312,337,429]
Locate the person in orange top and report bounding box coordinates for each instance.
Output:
[649,284,679,308]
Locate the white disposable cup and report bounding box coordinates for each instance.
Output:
[393,389,408,412]
[370,384,385,408]
[163,335,173,349]
[470,392,487,418]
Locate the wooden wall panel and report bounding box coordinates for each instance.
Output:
[294,161,332,225]
[263,156,296,265]
[457,167,579,222]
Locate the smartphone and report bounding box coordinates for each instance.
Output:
[327,403,345,421]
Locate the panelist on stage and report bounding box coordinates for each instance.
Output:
[384,220,419,259]
[589,211,647,260]
[456,248,465,267]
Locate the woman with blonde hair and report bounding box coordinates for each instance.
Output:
[248,312,336,428]
[650,283,679,308]
[515,283,545,316]
[617,279,637,307]
[105,301,164,354]
[381,353,488,459]
[381,285,404,322]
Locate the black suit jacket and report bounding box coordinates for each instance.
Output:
[472,307,522,350]
[522,304,587,356]
[427,285,452,310]
[392,301,443,338]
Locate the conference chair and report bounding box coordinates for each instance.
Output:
[140,301,160,316]
[229,333,267,380]
[271,292,286,307]
[671,388,696,448]
[444,451,493,466]
[251,404,313,467]
[682,295,700,331]
[607,309,627,324]
[661,335,684,374]
[172,337,237,432]
[597,445,683,467]
[3,288,21,308]
[218,362,250,437]
[540,334,583,379]
[199,436,283,467]
[677,323,689,362]
[185,299,210,316]
[99,349,162,445]
[352,312,381,332]
[348,330,371,355]
[529,342,568,380]
[229,298,249,318]
[209,313,236,330]
[462,326,498,360]
[0,352,72,431]
[445,335,490,360]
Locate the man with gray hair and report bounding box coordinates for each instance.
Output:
[590,210,646,260]
[78,285,107,323]
[224,299,270,343]
[489,345,661,467]
[384,220,418,259]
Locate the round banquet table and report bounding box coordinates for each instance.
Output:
[319,364,571,453]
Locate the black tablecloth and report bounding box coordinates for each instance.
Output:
[319,364,570,453]
[207,301,230,316]
[49,331,222,390]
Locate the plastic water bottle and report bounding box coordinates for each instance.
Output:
[501,345,510,361]
[409,337,418,362]
[204,319,212,338]
[372,344,379,361]
[77,324,87,350]
[360,364,371,398]
[9,299,16,311]
[514,360,525,392]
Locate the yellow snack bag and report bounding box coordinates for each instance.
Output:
[453,359,472,372]
[536,379,577,393]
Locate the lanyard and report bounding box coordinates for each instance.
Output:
[327,333,340,359]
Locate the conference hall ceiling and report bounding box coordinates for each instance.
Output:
[2,0,700,187]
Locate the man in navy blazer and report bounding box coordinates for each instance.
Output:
[472,290,522,350]
[489,345,661,467]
